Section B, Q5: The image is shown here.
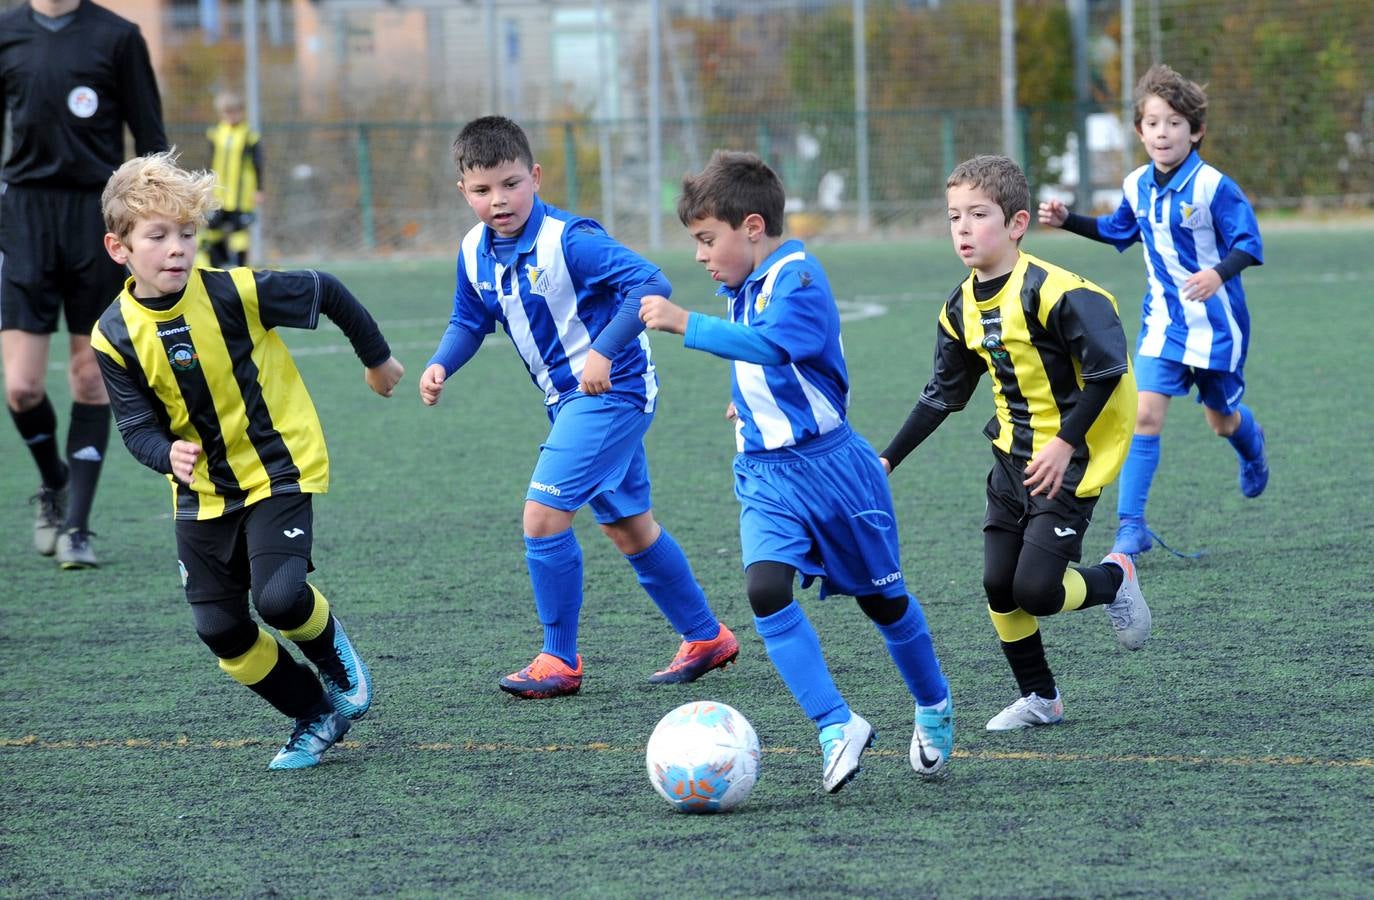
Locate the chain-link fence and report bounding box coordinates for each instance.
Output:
[11,0,1374,260]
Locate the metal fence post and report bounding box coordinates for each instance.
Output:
[356,124,376,251]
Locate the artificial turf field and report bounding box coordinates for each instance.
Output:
[2,224,1370,897]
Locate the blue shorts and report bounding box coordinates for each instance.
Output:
[1134,353,1246,415]
[526,392,654,525]
[734,424,907,599]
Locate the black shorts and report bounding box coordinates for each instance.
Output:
[0,184,127,335]
[174,493,314,603]
[983,448,1099,562]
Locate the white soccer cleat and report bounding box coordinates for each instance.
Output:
[910,697,954,779]
[985,692,1064,731]
[1102,552,1152,650]
[819,711,875,793]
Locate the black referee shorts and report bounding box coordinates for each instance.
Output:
[983,448,1100,562]
[175,493,315,603]
[0,184,127,335]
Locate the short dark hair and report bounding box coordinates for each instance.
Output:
[1134,64,1208,137]
[946,155,1029,225]
[452,116,534,175]
[677,150,784,237]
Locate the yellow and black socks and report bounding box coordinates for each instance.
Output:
[989,606,1055,698]
[218,626,328,719]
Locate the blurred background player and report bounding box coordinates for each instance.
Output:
[198,89,263,268]
[0,0,167,569]
[94,151,404,769]
[420,116,738,699]
[1039,64,1266,557]
[883,155,1150,731]
[640,151,954,791]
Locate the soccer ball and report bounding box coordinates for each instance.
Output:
[645,700,760,814]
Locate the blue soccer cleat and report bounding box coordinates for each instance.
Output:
[321,617,372,720]
[1111,516,1153,556]
[910,696,954,780]
[267,709,351,770]
[1239,426,1269,498]
[819,711,875,793]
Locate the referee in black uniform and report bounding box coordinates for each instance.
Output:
[0,0,167,568]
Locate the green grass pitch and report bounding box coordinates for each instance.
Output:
[2,225,1370,896]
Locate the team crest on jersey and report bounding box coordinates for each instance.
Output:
[67,86,98,119]
[167,343,199,372]
[526,264,553,295]
[754,292,771,314]
[981,332,1009,360]
[1179,201,1208,229]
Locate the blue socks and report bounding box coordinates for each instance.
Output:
[525,529,583,666]
[874,598,949,708]
[754,602,848,729]
[1228,404,1264,460]
[627,529,718,642]
[1116,433,1161,521]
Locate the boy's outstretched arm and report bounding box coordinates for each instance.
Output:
[640,295,787,365]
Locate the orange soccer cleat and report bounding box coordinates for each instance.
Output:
[649,623,740,685]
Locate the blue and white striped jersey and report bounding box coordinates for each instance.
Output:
[1096,150,1263,372]
[450,197,659,410]
[719,241,850,453]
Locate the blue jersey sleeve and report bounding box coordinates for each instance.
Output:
[1211,176,1263,265]
[684,312,788,364]
[451,254,497,336]
[747,265,835,362]
[1095,196,1143,253]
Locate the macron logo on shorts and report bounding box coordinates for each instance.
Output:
[529,481,562,497]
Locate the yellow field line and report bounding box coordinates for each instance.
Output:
[2,735,1369,769]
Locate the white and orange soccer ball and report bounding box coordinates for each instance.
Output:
[645,701,760,813]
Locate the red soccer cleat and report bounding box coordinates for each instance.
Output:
[499,652,583,699]
[649,623,740,685]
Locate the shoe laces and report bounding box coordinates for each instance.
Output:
[524,653,573,680]
[30,490,63,522]
[65,529,96,549]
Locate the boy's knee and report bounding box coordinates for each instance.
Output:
[746,561,794,618]
[191,602,258,658]
[250,555,312,627]
[856,593,908,627]
[1012,570,1067,617]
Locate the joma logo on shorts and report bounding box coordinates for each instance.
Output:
[871,570,903,587]
[529,481,562,497]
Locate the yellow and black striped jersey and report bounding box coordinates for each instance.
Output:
[919,252,1135,497]
[207,120,260,212]
[91,268,329,520]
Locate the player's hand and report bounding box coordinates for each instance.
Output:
[724,401,738,422]
[640,294,690,335]
[879,456,892,475]
[1037,199,1068,228]
[1182,268,1223,302]
[1024,437,1074,500]
[169,440,202,487]
[579,349,612,395]
[419,363,448,406]
[365,356,405,397]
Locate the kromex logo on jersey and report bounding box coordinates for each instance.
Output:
[167,343,199,372]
